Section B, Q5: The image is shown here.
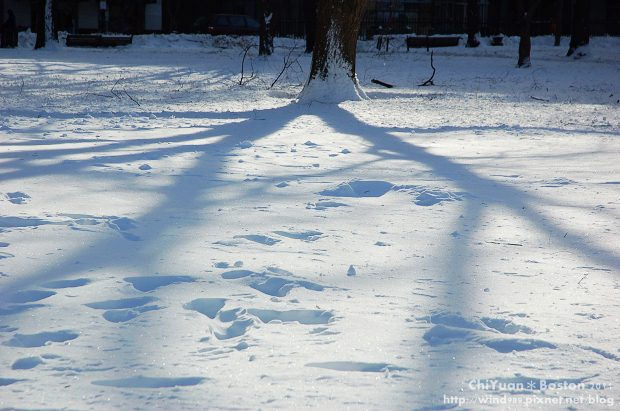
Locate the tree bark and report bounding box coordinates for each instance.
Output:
[298,0,368,103]
[466,0,480,47]
[304,0,317,53]
[517,0,541,68]
[44,0,53,42]
[258,0,273,56]
[567,0,589,57]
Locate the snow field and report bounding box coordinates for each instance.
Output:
[0,34,619,409]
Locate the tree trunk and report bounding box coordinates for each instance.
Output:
[298,0,368,103]
[44,0,53,42]
[258,0,273,56]
[466,0,480,47]
[304,0,317,53]
[33,0,46,49]
[98,0,107,33]
[517,0,541,68]
[567,0,589,57]
[553,0,563,46]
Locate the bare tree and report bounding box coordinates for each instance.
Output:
[552,0,563,46]
[466,0,480,48]
[258,0,273,56]
[567,0,589,57]
[517,0,541,68]
[34,0,54,49]
[33,0,45,49]
[298,0,368,103]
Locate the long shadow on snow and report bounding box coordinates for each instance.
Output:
[314,105,619,271]
[0,103,319,382]
[309,104,618,407]
[1,102,616,300]
[0,101,617,399]
[0,103,379,294]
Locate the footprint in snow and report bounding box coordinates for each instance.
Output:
[220,266,326,297]
[0,378,24,386]
[306,200,349,211]
[221,270,255,279]
[41,278,91,289]
[233,234,280,246]
[85,296,162,323]
[107,217,141,241]
[3,330,79,348]
[0,304,45,316]
[319,181,394,198]
[421,312,556,353]
[184,298,334,342]
[305,361,406,373]
[1,291,51,321]
[12,356,44,370]
[541,177,576,187]
[394,185,469,206]
[272,230,323,242]
[5,192,30,204]
[318,181,468,206]
[124,275,195,292]
[4,290,56,304]
[92,376,205,388]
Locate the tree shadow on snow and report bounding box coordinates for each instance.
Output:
[0,100,617,403]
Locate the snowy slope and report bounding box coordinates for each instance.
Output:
[0,35,619,410]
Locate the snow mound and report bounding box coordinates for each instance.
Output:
[320,180,394,197]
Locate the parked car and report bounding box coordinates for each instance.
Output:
[194,14,260,36]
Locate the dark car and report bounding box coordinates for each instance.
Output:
[194,14,260,36]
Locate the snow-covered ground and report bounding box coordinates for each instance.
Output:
[0,34,619,410]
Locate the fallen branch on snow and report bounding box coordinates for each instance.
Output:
[371,79,394,88]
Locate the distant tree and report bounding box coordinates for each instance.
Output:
[45,0,53,41]
[1,9,18,48]
[258,0,273,56]
[298,0,368,103]
[567,0,589,57]
[466,0,480,48]
[33,0,45,49]
[552,0,563,46]
[33,0,54,49]
[517,0,541,68]
[304,0,317,53]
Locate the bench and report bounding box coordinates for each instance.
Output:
[406,36,460,51]
[490,36,504,46]
[66,34,132,48]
